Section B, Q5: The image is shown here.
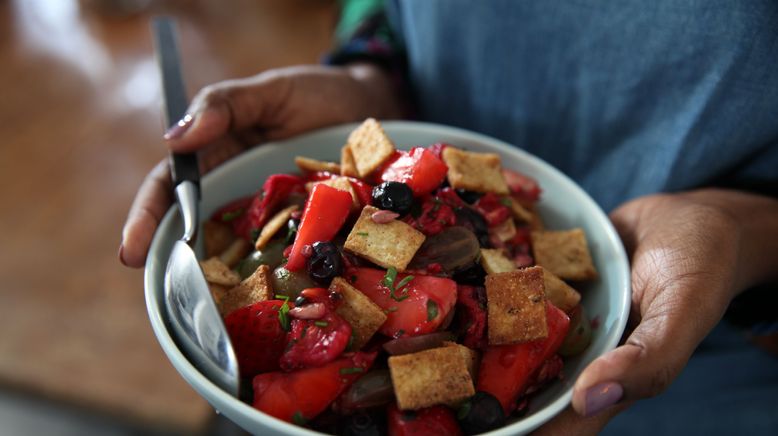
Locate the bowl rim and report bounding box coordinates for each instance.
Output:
[145,120,631,435]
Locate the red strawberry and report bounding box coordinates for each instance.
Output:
[253,351,377,423]
[224,300,287,378]
[280,311,352,371]
[387,404,462,436]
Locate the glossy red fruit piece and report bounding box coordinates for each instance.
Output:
[380,147,448,197]
[502,168,542,203]
[387,404,463,436]
[286,184,353,271]
[473,193,511,227]
[455,285,488,350]
[224,300,287,378]
[252,351,377,423]
[280,311,353,371]
[403,195,457,236]
[476,302,570,413]
[348,267,457,337]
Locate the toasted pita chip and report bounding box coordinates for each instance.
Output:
[531,229,597,281]
[294,156,341,174]
[480,248,517,274]
[344,206,426,272]
[442,147,509,194]
[254,205,298,250]
[330,277,387,350]
[219,264,273,317]
[486,266,548,345]
[200,257,241,287]
[346,118,396,177]
[340,145,359,177]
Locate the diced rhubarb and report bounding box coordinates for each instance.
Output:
[454,285,488,350]
[473,193,511,227]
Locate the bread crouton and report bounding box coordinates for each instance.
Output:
[443,342,479,381]
[485,267,548,345]
[389,345,476,410]
[218,238,252,268]
[218,264,273,317]
[531,228,597,281]
[306,177,360,211]
[480,248,517,274]
[344,206,426,271]
[203,220,235,258]
[329,277,387,350]
[442,147,509,195]
[506,197,533,224]
[541,267,581,313]
[340,145,359,178]
[255,205,298,250]
[491,216,516,242]
[199,257,241,287]
[346,118,396,177]
[208,283,229,307]
[294,156,340,174]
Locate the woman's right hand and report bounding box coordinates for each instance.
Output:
[119,63,404,268]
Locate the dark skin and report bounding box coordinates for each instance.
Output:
[120,63,778,434]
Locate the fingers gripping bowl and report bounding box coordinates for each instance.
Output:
[145,121,630,435]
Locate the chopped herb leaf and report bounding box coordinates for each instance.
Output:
[427,300,439,321]
[350,275,358,283]
[292,411,307,426]
[339,367,364,375]
[383,267,413,302]
[314,320,329,327]
[382,267,398,289]
[276,294,291,332]
[396,329,405,337]
[499,197,512,207]
[356,231,369,237]
[385,306,399,313]
[221,208,245,222]
[345,332,355,351]
[285,221,298,244]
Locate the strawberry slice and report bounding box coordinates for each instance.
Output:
[224,300,288,378]
[349,267,457,338]
[252,351,377,424]
[454,285,488,350]
[280,311,352,371]
[379,147,448,197]
[387,404,462,436]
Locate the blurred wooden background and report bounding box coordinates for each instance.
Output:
[0,0,337,433]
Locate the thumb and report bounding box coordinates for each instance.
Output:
[570,304,703,417]
[163,75,286,153]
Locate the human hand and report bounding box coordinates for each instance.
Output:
[119,63,403,268]
[533,189,778,435]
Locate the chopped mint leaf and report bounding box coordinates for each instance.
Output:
[427,300,439,321]
[292,411,307,425]
[221,208,245,222]
[339,367,364,375]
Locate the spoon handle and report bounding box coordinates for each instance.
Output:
[152,17,200,190]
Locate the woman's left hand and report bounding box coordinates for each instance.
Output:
[533,189,778,435]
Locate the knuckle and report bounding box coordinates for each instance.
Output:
[645,364,674,398]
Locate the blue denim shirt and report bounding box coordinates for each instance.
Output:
[387,0,778,211]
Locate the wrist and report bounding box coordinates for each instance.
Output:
[679,188,778,293]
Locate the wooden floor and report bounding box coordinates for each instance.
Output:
[0,0,337,432]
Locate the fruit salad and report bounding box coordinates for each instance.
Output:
[198,119,598,435]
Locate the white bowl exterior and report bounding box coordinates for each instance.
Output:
[145,121,631,435]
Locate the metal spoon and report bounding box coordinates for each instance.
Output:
[152,17,239,397]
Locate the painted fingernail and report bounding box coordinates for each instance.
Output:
[163,114,193,140]
[118,243,126,266]
[583,382,623,417]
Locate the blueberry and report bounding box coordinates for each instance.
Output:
[371,182,414,216]
[458,391,506,435]
[306,241,343,284]
[456,189,482,204]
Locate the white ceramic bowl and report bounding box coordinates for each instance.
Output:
[145,121,631,435]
